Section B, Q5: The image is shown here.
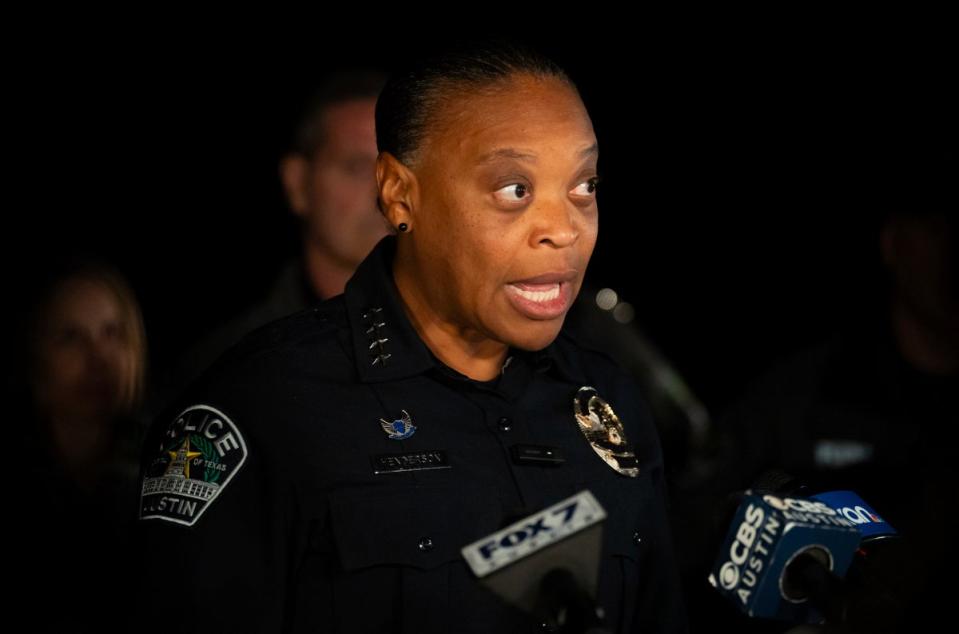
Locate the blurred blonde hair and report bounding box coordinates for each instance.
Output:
[28,260,148,416]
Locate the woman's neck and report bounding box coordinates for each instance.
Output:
[392,258,508,382]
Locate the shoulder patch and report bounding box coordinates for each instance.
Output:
[140,404,248,527]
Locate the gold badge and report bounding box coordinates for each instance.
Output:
[573,386,640,477]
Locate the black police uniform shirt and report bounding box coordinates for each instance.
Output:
[133,234,688,633]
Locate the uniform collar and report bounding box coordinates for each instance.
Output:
[343,234,586,385]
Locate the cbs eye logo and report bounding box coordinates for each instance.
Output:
[718,561,740,590]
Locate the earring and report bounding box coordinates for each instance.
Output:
[398,222,408,232]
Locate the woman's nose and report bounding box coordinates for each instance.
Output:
[534,197,578,248]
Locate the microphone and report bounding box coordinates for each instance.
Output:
[707,490,861,623]
[460,490,613,633]
[810,490,898,542]
[811,489,909,628]
[749,471,899,543]
[721,470,909,629]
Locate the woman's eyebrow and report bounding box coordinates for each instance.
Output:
[578,143,599,160]
[476,143,598,166]
[476,148,538,165]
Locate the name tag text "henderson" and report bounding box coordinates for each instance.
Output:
[371,449,451,474]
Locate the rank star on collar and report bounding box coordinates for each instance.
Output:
[380,409,416,440]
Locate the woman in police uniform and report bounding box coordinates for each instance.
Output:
[134,39,687,633]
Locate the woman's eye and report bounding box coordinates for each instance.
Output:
[572,176,601,197]
[493,182,530,204]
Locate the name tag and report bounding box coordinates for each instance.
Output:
[371,449,451,475]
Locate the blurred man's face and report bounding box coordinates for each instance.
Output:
[284,98,391,269]
[883,213,958,331]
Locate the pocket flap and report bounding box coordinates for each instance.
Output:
[329,483,502,571]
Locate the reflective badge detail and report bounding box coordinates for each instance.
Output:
[573,386,640,477]
[380,409,416,440]
[140,404,248,526]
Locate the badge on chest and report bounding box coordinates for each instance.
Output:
[380,409,416,440]
[573,386,640,477]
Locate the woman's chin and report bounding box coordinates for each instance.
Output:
[502,318,566,352]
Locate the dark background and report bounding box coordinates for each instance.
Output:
[7,28,954,417]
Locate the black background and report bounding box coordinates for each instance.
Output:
[7,24,954,416]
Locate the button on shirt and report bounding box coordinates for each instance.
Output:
[132,234,687,633]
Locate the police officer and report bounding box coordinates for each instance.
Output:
[133,39,687,633]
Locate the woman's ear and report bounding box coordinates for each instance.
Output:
[376,151,417,228]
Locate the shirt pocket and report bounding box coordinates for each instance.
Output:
[577,472,661,631]
[327,482,512,632]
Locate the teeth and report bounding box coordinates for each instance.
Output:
[509,283,560,303]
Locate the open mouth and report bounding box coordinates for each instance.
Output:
[504,281,572,320]
[505,282,562,303]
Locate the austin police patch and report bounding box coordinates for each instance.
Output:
[140,404,248,526]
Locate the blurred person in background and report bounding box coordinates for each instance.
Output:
[171,68,392,391]
[679,150,957,633]
[11,256,150,633]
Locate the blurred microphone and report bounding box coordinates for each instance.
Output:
[753,472,909,629]
[809,492,897,541]
[460,490,612,634]
[752,470,899,543]
[707,488,861,623]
